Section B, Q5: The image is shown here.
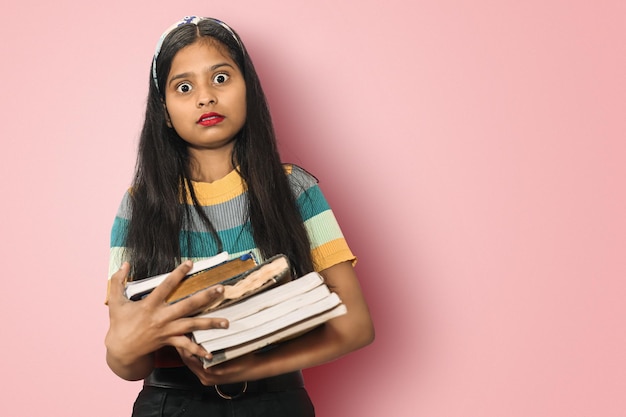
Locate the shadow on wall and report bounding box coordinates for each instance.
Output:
[248,37,429,415]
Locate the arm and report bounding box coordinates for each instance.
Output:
[105,261,230,381]
[177,261,374,384]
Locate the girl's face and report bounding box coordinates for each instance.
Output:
[164,39,246,153]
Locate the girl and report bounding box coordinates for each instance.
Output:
[105,16,374,417]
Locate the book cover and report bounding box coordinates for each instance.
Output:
[164,253,257,303]
[124,252,258,302]
[200,254,292,312]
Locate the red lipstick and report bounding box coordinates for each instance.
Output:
[197,112,225,127]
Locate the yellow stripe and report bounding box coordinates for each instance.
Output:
[184,170,246,205]
[184,165,294,205]
[311,239,356,272]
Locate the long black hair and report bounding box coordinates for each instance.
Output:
[126,19,313,280]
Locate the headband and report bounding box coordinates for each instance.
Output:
[151,16,243,90]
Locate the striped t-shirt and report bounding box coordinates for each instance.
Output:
[108,164,355,279]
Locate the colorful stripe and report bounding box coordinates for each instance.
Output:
[108,165,354,278]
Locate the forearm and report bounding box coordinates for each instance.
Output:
[106,345,155,381]
[209,262,375,383]
[105,262,229,381]
[252,314,374,379]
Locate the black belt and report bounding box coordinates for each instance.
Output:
[144,367,304,400]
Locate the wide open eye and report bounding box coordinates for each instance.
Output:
[176,82,193,93]
[213,73,230,84]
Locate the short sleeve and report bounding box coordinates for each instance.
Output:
[108,191,132,278]
[286,165,356,272]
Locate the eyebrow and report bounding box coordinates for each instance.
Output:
[168,62,235,86]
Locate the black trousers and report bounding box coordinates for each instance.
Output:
[131,386,315,417]
[131,368,315,417]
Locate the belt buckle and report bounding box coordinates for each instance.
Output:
[215,381,248,400]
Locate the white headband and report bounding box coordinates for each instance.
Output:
[151,16,242,91]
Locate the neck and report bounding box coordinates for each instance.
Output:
[187,145,235,183]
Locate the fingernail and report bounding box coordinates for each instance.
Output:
[220,321,228,328]
[184,260,192,267]
[215,286,224,294]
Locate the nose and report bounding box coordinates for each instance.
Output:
[197,86,217,107]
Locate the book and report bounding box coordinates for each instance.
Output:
[200,254,292,312]
[198,271,330,324]
[202,304,347,368]
[124,252,346,368]
[124,251,229,300]
[191,271,347,368]
[124,252,255,302]
[194,273,332,342]
[165,253,258,304]
[196,289,343,352]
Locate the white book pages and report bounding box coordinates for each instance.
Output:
[196,293,343,353]
[193,284,331,343]
[202,304,347,368]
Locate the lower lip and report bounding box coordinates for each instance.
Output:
[197,116,225,127]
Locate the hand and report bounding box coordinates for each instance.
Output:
[176,345,217,385]
[176,346,258,386]
[105,261,229,380]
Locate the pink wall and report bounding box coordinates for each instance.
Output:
[1,1,624,416]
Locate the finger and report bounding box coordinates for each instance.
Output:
[169,316,229,336]
[176,344,210,363]
[169,335,212,360]
[107,262,131,304]
[170,285,226,317]
[148,260,194,303]
[175,347,216,386]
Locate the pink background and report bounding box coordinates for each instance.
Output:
[1,1,624,416]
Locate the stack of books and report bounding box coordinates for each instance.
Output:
[124,252,346,368]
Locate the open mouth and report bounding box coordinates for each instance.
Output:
[197,113,225,126]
